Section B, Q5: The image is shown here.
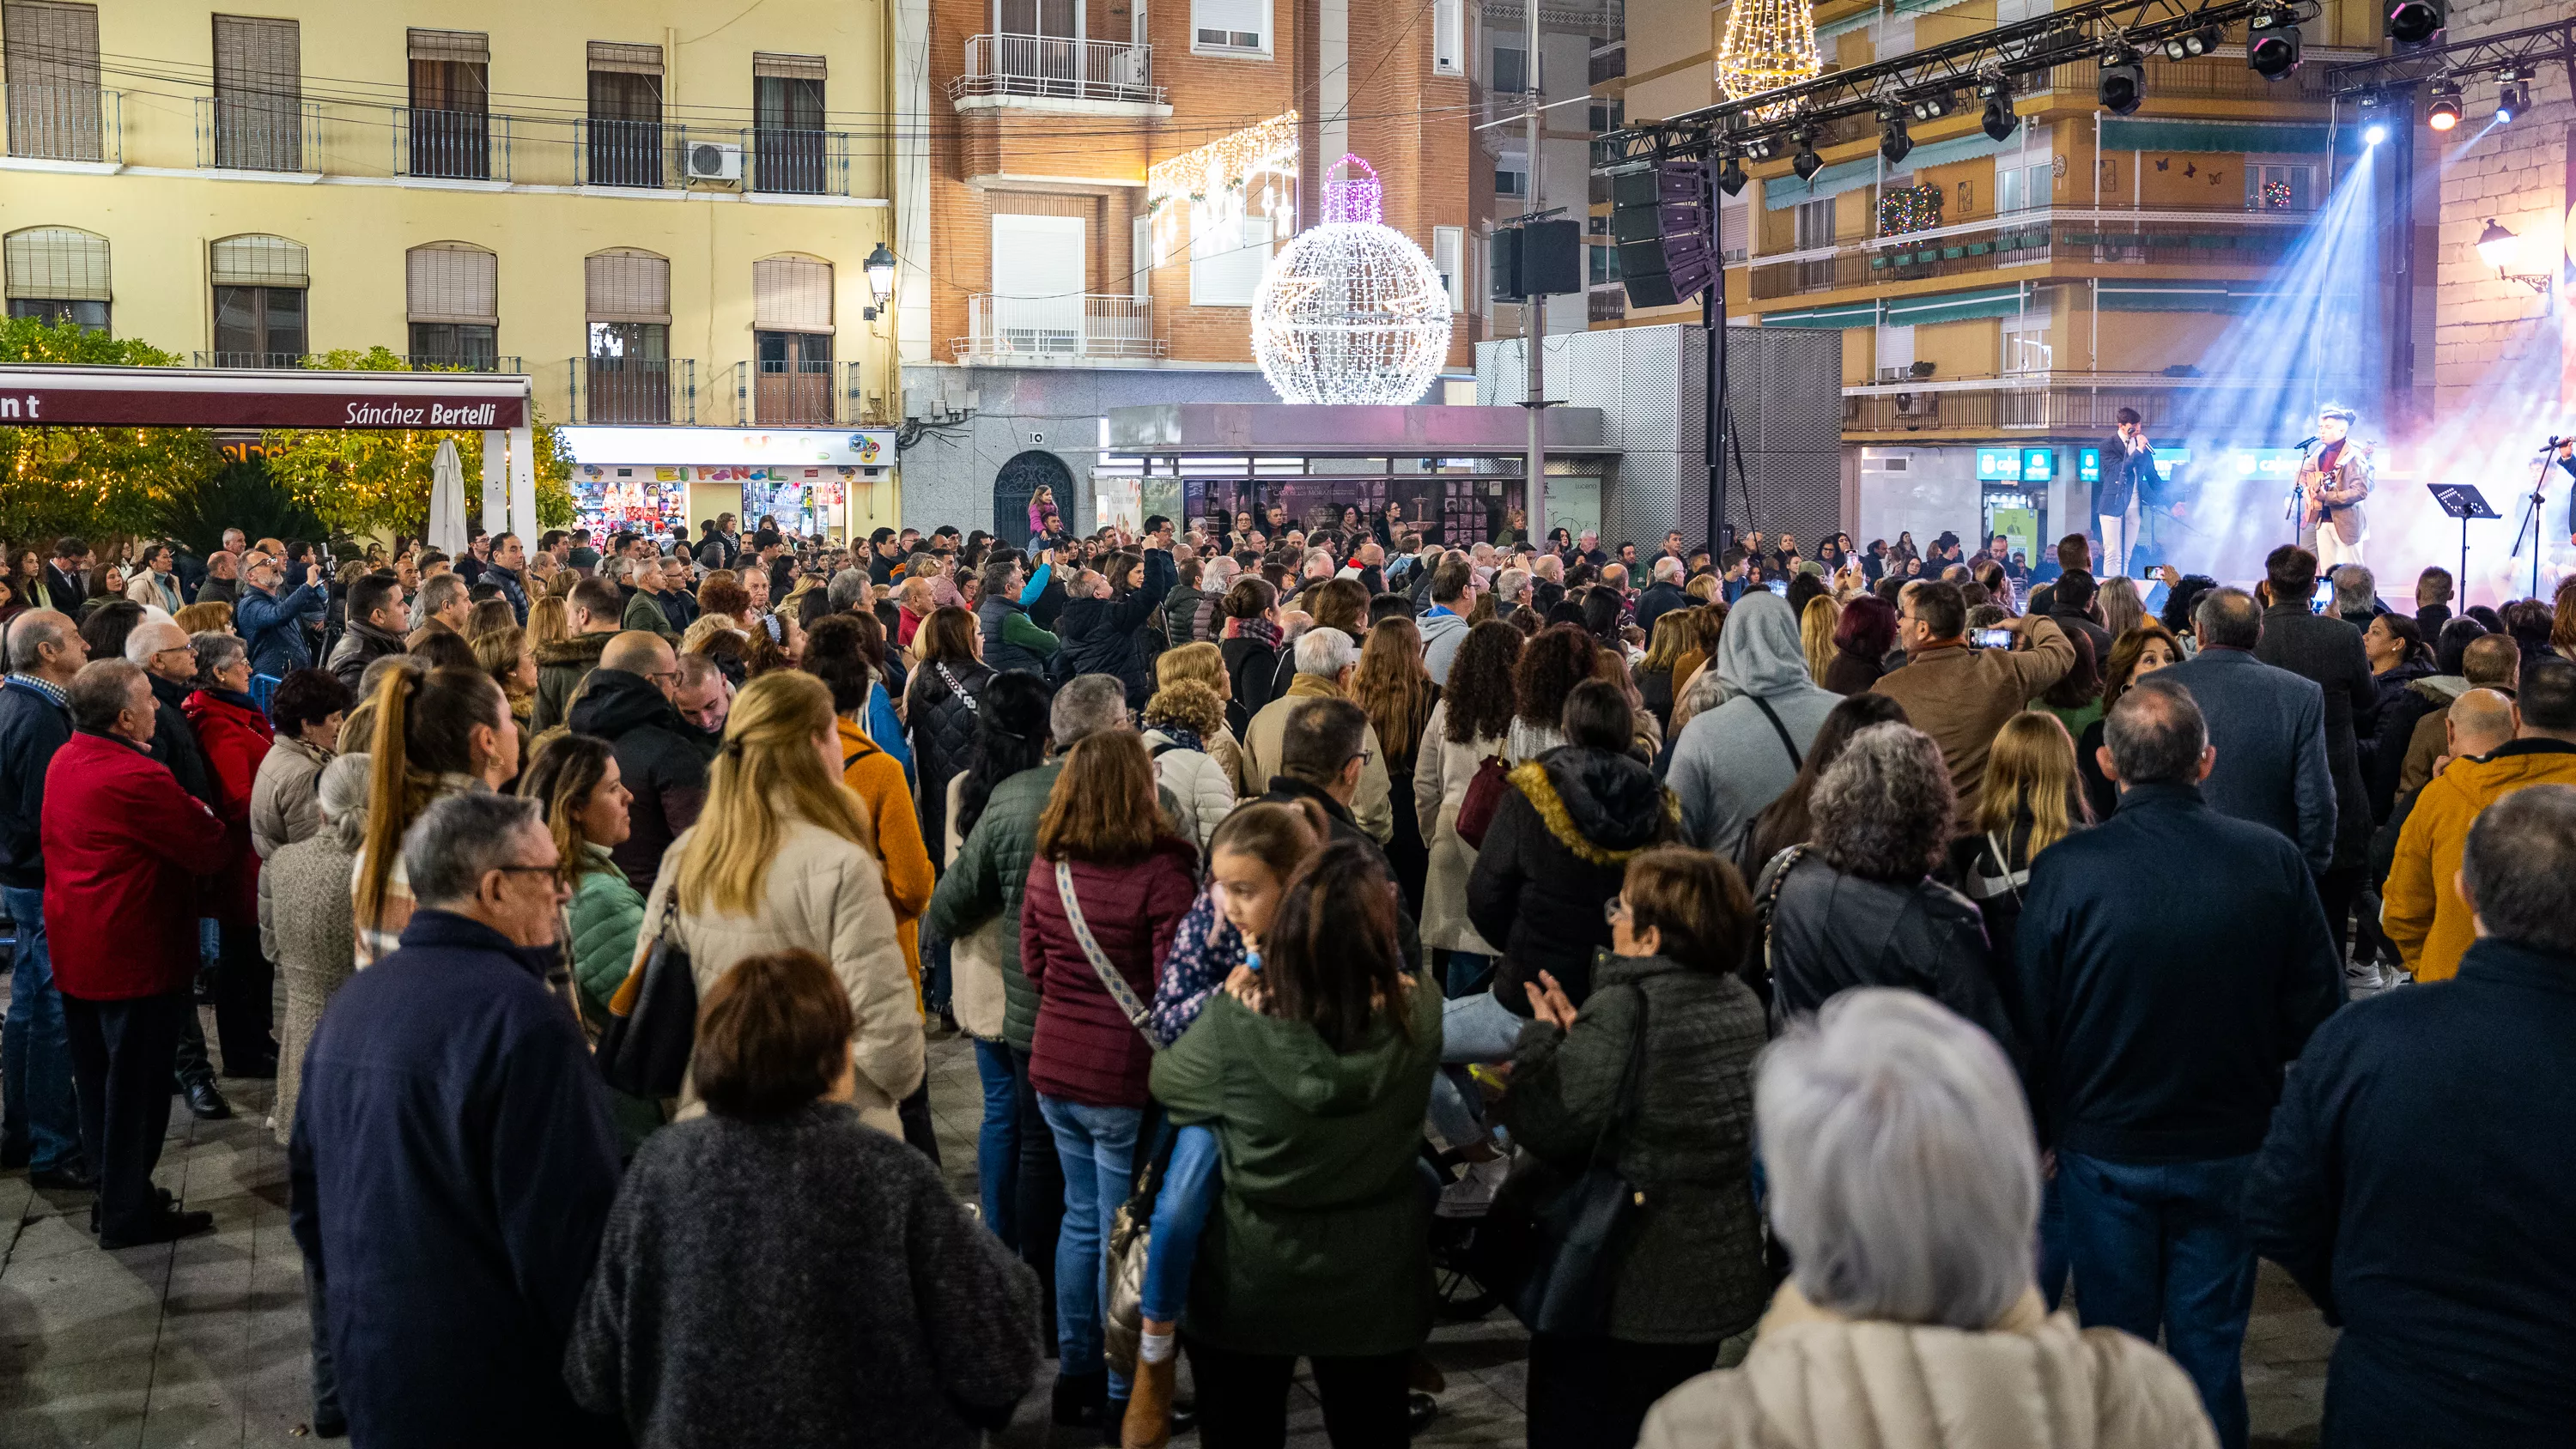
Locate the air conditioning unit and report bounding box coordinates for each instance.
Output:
[683,142,744,182]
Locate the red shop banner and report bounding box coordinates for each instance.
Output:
[0,365,531,430]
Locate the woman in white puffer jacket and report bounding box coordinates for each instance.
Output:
[1140,679,1236,850]
[1638,989,2217,1449]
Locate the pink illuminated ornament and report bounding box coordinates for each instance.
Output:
[1252,156,1452,406]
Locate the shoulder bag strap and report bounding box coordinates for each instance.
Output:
[1746,694,1804,771]
[938,662,981,715]
[1584,982,1656,1169]
[1056,859,1160,1049]
[1752,845,1808,985]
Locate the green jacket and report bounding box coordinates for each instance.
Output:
[622,587,677,639]
[532,630,611,735]
[567,843,662,1154]
[1149,975,1441,1356]
[924,761,1061,1052]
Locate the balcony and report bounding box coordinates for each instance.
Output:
[398,106,508,182]
[2,84,120,165]
[191,352,525,374]
[566,356,698,425]
[713,360,875,427]
[1749,204,2311,302]
[956,294,1164,365]
[580,117,667,188]
[951,34,1166,110]
[196,94,320,172]
[1843,373,2209,435]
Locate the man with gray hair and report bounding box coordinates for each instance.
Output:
[2014,676,2342,1446]
[1492,567,1533,622]
[2155,585,2336,871]
[2330,563,2377,627]
[124,619,234,1116]
[1634,555,1690,638]
[1049,672,1132,746]
[290,791,623,1446]
[0,609,88,1183]
[416,573,471,639]
[1241,626,1392,842]
[2249,784,2576,1449]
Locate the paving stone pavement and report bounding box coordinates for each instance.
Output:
[0,1016,2334,1447]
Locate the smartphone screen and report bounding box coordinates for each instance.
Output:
[1973,627,2014,649]
[1765,579,1789,597]
[2311,579,2336,615]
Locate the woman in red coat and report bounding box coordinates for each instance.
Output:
[182,630,280,1076]
[1019,726,1198,1430]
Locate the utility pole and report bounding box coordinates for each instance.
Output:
[1522,0,1546,541]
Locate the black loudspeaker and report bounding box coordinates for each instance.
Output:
[1492,218,1583,300]
[1611,159,1712,311]
[1490,227,1523,302]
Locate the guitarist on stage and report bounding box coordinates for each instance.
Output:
[2298,404,2372,570]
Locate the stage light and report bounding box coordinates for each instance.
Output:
[2163,26,2221,61]
[1981,95,2020,142]
[1716,153,1747,197]
[2097,51,2145,115]
[2386,0,2445,49]
[1791,130,1822,180]
[2247,9,2302,80]
[1744,136,1777,161]
[2364,123,2388,145]
[2496,81,2530,124]
[1879,110,1913,165]
[1908,93,1953,122]
[2427,83,2461,131]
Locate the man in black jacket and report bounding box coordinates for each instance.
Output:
[1632,556,1691,640]
[2249,783,2576,1447]
[325,572,410,695]
[2015,678,2342,1449]
[2253,545,2378,975]
[0,610,89,1185]
[566,633,718,905]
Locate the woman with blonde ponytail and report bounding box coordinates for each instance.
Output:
[639,670,923,1136]
[351,665,519,967]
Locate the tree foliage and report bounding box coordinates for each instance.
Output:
[0,317,224,548]
[152,457,327,555]
[258,348,576,540]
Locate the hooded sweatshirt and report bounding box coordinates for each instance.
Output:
[1418,605,1472,686]
[1147,974,1442,1357]
[1665,591,1844,861]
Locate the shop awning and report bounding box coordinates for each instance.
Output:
[2098,279,2240,312]
[0,363,529,428]
[1765,155,1878,209]
[2097,118,2331,155]
[1759,299,1880,329]
[1884,283,2026,326]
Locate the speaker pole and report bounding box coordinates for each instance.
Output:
[1522,0,1546,543]
[1705,158,1728,564]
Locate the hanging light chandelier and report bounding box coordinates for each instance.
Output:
[1716,0,1824,101]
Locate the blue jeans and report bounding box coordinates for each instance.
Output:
[923,934,952,1016]
[1430,990,1524,1149]
[973,1038,1020,1245]
[1139,1125,1221,1324]
[2,885,80,1171]
[2058,1150,2260,1449]
[1038,1094,1143,1397]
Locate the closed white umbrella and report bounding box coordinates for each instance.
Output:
[428,438,469,555]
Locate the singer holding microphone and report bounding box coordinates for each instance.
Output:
[2099,406,2155,577]
[2297,404,2372,569]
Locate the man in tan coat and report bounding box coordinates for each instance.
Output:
[1241,626,1392,843]
[1869,580,2075,828]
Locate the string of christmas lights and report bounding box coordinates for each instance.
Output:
[1879,185,1945,237]
[1717,0,1824,102]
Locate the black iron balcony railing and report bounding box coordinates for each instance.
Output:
[568,355,696,424]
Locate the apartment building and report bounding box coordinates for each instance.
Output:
[1597,0,2409,563]
[1,0,904,535]
[899,0,1476,535]
[1463,0,1629,338]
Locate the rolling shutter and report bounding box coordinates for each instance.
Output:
[407,244,497,324]
[3,2,100,89]
[753,257,833,330]
[210,233,308,288]
[587,41,663,76]
[407,27,487,63]
[3,227,109,300]
[752,52,826,80]
[586,250,671,324]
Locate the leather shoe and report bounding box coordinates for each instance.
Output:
[312,1408,348,1440]
[1407,1393,1440,1435]
[183,1076,233,1120]
[99,1208,214,1249]
[29,1161,96,1191]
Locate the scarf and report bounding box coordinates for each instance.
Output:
[1152,723,1205,755]
[1228,615,1281,652]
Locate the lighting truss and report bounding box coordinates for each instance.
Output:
[2322,15,2576,97]
[1600,0,2314,165]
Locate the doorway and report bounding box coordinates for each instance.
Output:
[995,450,1074,547]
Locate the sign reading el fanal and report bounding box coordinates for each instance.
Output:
[0,374,528,430]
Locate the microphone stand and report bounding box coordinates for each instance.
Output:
[2510,435,2556,602]
[2283,437,2318,549]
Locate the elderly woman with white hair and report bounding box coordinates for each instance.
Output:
[1757,722,2021,1066]
[1639,989,2217,1449]
[262,751,371,1145]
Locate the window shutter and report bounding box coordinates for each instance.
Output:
[1191,0,1266,48]
[210,233,307,288]
[406,27,488,63]
[3,227,109,300]
[1433,0,1462,74]
[752,52,826,80]
[586,250,671,324]
[1190,213,1271,306]
[407,244,496,324]
[586,41,664,76]
[1433,226,1463,312]
[3,2,101,89]
[753,257,833,330]
[1720,198,1747,258]
[213,15,300,100]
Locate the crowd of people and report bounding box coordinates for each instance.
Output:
[3,507,2573,1449]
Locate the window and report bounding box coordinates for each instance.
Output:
[998,0,1080,38]
[1492,45,1528,95]
[1192,0,1267,53]
[1433,226,1464,312]
[1190,212,1270,307]
[1433,0,1463,76]
[1132,215,1154,299]
[4,226,110,331]
[753,52,827,195]
[1587,100,1622,133]
[406,29,489,179]
[586,41,665,189]
[1719,197,1748,261]
[212,14,301,171]
[987,213,1086,352]
[210,233,307,365]
[405,243,497,368]
[2247,162,2314,212]
[586,249,671,422]
[1495,167,1526,197]
[4,1,105,162]
[2002,312,2052,373]
[1587,243,1620,286]
[1794,198,1835,289]
[753,258,834,423]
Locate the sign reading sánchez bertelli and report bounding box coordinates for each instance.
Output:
[0,364,532,430]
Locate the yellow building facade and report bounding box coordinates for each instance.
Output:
[1,0,904,530]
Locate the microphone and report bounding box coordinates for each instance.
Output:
[2294,436,2319,450]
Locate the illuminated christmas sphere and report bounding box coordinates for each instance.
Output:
[1253,157,1452,406]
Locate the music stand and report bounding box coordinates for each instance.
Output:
[2432,484,2500,607]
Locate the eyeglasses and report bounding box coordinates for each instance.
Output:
[493,863,571,895]
[1602,895,1632,926]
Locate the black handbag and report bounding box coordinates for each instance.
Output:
[1477,985,1654,1336]
[595,893,699,1099]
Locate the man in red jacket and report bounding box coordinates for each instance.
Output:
[43,659,229,1247]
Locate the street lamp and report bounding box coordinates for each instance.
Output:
[2475,219,2552,293]
[864,242,896,318]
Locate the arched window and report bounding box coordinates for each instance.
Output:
[3,227,111,332]
[752,255,832,423]
[584,248,671,421]
[406,242,498,368]
[210,233,308,366]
